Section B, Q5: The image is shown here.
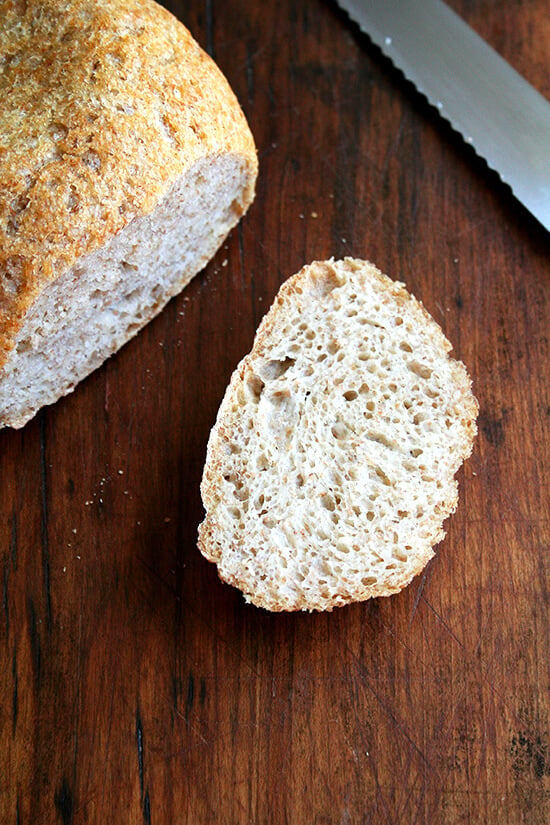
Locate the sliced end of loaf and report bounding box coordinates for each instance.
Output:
[0,152,255,428]
[198,258,478,612]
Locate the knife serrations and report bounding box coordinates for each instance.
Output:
[336,0,550,231]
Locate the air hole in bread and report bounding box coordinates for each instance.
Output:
[374,466,392,486]
[16,339,32,355]
[261,357,295,381]
[359,316,384,329]
[246,373,264,402]
[331,421,348,439]
[256,453,269,470]
[320,493,335,511]
[268,389,292,408]
[367,431,397,450]
[408,361,432,379]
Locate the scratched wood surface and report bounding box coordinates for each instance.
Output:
[1,0,549,823]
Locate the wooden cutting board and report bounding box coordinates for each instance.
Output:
[1,1,549,822]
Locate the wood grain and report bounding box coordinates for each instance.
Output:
[1,0,549,822]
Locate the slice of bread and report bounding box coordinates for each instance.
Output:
[198,258,478,612]
[0,0,257,428]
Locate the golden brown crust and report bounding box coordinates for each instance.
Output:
[0,0,257,367]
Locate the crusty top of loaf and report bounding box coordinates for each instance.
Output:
[0,0,257,366]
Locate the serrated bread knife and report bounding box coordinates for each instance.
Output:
[335,0,550,232]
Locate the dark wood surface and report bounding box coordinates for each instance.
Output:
[2,1,549,822]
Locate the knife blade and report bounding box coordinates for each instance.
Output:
[335,0,550,231]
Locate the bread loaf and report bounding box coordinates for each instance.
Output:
[198,258,478,612]
[0,0,257,428]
